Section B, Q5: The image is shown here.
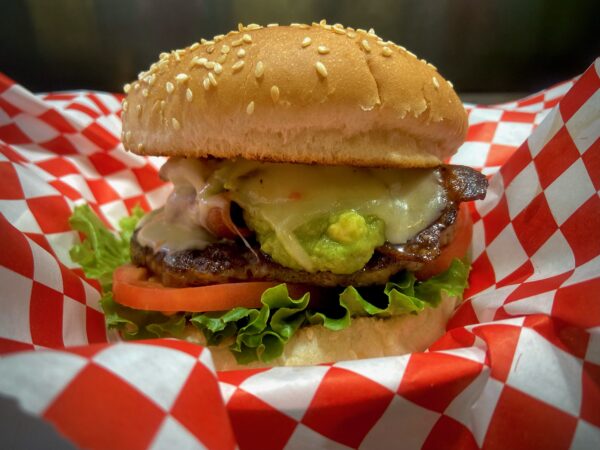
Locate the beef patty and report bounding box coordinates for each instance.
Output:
[131,165,487,287]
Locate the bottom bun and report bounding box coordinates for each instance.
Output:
[186,292,460,371]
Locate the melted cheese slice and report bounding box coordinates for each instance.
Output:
[137,208,215,252]
[221,162,447,245]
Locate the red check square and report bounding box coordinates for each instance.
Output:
[534,127,581,189]
[483,385,577,450]
[171,362,237,450]
[27,196,72,233]
[44,362,165,450]
[560,195,600,266]
[512,193,559,256]
[228,388,297,450]
[302,367,394,448]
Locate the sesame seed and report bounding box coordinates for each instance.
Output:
[205,61,215,69]
[254,61,264,79]
[172,118,181,130]
[246,101,255,115]
[232,38,243,47]
[447,80,454,88]
[270,85,280,103]
[175,73,189,82]
[267,23,279,27]
[361,39,371,52]
[208,72,218,86]
[333,27,346,35]
[204,40,215,45]
[191,57,207,67]
[122,100,128,111]
[186,88,193,102]
[290,23,302,28]
[159,52,169,59]
[190,42,200,50]
[123,83,131,93]
[382,47,392,57]
[145,74,156,85]
[302,37,312,47]
[398,45,407,51]
[347,32,357,38]
[142,89,149,97]
[237,48,246,58]
[232,60,245,72]
[427,62,438,71]
[221,45,230,54]
[214,34,225,41]
[133,83,140,90]
[201,38,207,44]
[242,34,252,43]
[406,50,416,58]
[174,52,181,61]
[206,46,215,54]
[217,54,227,63]
[318,45,330,54]
[246,24,261,30]
[432,77,440,89]
[357,28,367,34]
[315,61,328,78]
[136,104,142,116]
[137,71,145,80]
[368,28,376,35]
[203,77,210,90]
[237,23,243,31]
[166,82,174,93]
[214,62,223,74]
[319,19,327,25]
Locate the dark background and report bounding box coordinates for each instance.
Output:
[1,0,598,103]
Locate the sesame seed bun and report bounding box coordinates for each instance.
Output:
[185,290,459,371]
[122,22,467,168]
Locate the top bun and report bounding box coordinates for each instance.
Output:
[122,21,467,168]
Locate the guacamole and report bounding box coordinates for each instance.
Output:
[245,210,385,274]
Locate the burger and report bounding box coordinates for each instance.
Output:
[113,21,487,370]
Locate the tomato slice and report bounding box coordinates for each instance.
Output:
[113,265,283,312]
[415,203,473,280]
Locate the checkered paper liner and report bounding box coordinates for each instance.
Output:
[0,57,598,449]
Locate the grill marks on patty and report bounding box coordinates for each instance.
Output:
[131,165,487,287]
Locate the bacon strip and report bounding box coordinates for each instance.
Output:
[205,201,251,240]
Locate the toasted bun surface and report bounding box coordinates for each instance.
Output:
[185,292,459,371]
[122,22,467,168]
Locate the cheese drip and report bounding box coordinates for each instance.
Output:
[137,208,215,252]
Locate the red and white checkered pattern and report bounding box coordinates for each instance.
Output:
[0,340,236,450]
[0,58,598,449]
